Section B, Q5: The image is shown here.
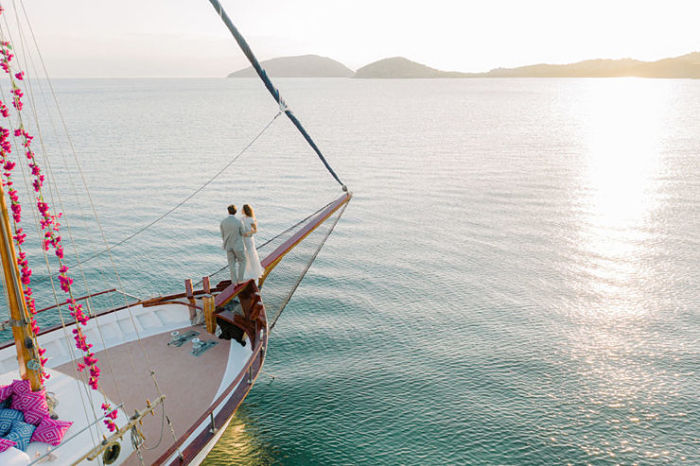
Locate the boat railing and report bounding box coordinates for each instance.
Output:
[0,288,141,331]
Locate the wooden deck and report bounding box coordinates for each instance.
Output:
[56,324,233,465]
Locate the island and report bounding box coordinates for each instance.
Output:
[228,52,700,79]
[228,54,353,78]
[354,53,700,79]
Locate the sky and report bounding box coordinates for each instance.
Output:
[7,0,700,78]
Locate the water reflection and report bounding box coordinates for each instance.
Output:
[575,78,669,316]
[203,409,274,465]
[564,79,677,462]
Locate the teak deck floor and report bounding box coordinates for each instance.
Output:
[56,324,231,465]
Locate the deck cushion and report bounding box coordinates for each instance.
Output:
[0,384,12,403]
[31,416,72,446]
[9,380,30,398]
[0,409,24,436]
[10,390,49,425]
[4,420,35,451]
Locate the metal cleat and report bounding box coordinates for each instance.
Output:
[168,330,200,347]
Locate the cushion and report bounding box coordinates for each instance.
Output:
[31,416,72,446]
[0,438,16,453]
[9,380,30,398]
[0,409,24,436]
[4,420,35,451]
[10,390,49,425]
[0,397,10,409]
[0,446,31,465]
[0,384,12,402]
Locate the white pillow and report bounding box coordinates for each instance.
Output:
[0,447,31,465]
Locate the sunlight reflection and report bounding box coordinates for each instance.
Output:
[583,79,665,230]
[575,79,670,316]
[203,412,273,465]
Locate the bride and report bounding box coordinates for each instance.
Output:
[241,204,264,282]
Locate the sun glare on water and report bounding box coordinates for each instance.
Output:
[574,78,671,317]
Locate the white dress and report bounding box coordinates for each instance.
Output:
[242,216,264,281]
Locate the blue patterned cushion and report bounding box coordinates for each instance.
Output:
[0,408,24,436]
[0,397,10,409]
[4,419,36,451]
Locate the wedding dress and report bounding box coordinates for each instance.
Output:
[242,215,264,281]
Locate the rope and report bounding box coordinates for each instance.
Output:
[11,0,155,429]
[75,110,283,266]
[208,0,347,189]
[0,8,103,438]
[10,0,129,411]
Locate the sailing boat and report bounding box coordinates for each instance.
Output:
[0,0,350,464]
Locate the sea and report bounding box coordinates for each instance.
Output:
[1,77,698,464]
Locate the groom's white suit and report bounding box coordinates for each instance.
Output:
[220,214,247,283]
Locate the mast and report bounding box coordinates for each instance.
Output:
[0,180,43,391]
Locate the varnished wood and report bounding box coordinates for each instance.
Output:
[203,296,216,334]
[202,276,211,294]
[259,192,351,287]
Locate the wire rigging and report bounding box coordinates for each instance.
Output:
[75,110,283,266]
[207,0,347,190]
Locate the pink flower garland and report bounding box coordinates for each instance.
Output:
[0,35,117,431]
[0,45,45,378]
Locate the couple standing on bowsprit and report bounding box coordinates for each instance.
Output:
[220,204,264,285]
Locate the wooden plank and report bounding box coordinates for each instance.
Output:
[202,276,211,294]
[203,296,216,334]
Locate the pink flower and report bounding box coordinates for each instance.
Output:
[14,71,23,80]
[58,274,73,292]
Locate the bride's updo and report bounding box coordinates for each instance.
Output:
[243,204,255,218]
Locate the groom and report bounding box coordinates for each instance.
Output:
[220,204,247,284]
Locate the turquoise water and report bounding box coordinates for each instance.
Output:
[3,78,699,464]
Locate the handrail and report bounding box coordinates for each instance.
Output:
[214,280,251,308]
[0,288,140,331]
[153,326,266,465]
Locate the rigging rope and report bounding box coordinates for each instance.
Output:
[207,0,347,191]
[10,1,130,412]
[75,110,283,266]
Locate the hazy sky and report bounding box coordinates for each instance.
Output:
[9,0,700,77]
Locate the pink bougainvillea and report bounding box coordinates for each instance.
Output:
[0,30,116,432]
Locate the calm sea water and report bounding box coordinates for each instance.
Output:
[4,77,699,464]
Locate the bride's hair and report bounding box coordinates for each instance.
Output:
[243,204,254,218]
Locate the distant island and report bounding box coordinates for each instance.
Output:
[228,55,353,78]
[229,52,700,79]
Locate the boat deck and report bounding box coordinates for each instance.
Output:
[56,323,236,465]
